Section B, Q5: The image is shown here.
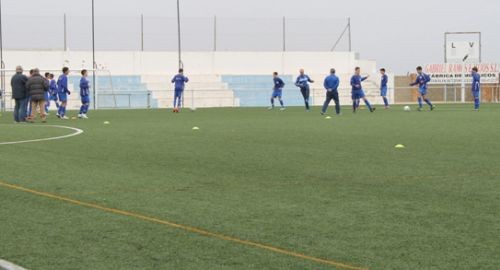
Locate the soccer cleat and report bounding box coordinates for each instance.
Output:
[320,112,325,115]
[82,114,89,119]
[370,107,376,113]
[430,105,436,111]
[56,114,60,118]
[61,116,69,120]
[280,107,286,111]
[78,114,83,118]
[417,107,423,112]
[267,106,274,110]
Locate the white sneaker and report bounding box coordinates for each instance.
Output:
[78,114,83,118]
[82,114,89,119]
[61,116,69,120]
[267,106,274,110]
[280,107,286,111]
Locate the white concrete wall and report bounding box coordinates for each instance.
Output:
[3,50,375,76]
[2,50,394,109]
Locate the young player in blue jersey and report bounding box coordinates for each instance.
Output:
[269,72,286,110]
[44,72,51,114]
[25,69,34,119]
[380,68,389,109]
[409,66,435,111]
[471,67,481,111]
[171,68,189,113]
[295,69,314,111]
[57,67,71,119]
[321,68,341,115]
[48,73,60,114]
[351,67,376,113]
[78,69,90,119]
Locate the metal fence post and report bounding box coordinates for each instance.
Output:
[348,17,352,52]
[147,91,151,109]
[63,13,67,51]
[213,16,217,51]
[141,14,144,51]
[282,16,286,52]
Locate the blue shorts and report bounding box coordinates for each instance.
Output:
[272,89,282,98]
[472,90,480,98]
[351,90,365,100]
[418,87,428,96]
[380,86,388,97]
[50,94,58,101]
[58,93,68,102]
[81,96,90,104]
[174,89,183,98]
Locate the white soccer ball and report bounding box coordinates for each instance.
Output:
[404,106,411,112]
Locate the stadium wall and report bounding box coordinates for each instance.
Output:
[2,50,376,76]
[2,50,396,109]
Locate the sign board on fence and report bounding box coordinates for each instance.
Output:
[424,63,499,84]
[446,41,480,63]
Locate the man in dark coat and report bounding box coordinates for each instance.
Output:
[10,66,29,123]
[26,68,49,122]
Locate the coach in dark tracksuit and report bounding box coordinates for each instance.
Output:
[26,68,49,123]
[11,66,29,123]
[321,68,341,115]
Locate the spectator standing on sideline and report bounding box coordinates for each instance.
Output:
[26,68,49,123]
[11,66,29,123]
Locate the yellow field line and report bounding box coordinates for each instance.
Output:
[0,181,369,270]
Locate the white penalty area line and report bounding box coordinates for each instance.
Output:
[0,259,28,270]
[0,125,83,146]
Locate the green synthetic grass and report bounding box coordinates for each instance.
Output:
[1,104,499,270]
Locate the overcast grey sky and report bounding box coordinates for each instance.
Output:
[3,0,499,74]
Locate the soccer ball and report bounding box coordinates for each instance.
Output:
[404,106,411,112]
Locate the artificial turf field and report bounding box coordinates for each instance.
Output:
[0,104,499,270]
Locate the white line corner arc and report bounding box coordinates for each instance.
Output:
[0,125,84,146]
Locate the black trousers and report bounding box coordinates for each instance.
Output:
[322,90,340,114]
[300,87,310,110]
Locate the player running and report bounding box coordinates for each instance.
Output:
[57,67,71,119]
[295,69,314,111]
[269,72,286,110]
[321,68,341,115]
[380,68,389,109]
[78,69,90,119]
[171,68,189,113]
[471,67,481,111]
[351,67,376,113]
[409,66,435,111]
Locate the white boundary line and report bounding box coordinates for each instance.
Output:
[0,125,84,145]
[0,259,28,270]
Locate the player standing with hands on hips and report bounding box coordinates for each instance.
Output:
[409,66,435,111]
[321,68,341,115]
[295,69,314,112]
[471,67,481,111]
[171,68,189,113]
[351,67,376,113]
[269,72,286,110]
